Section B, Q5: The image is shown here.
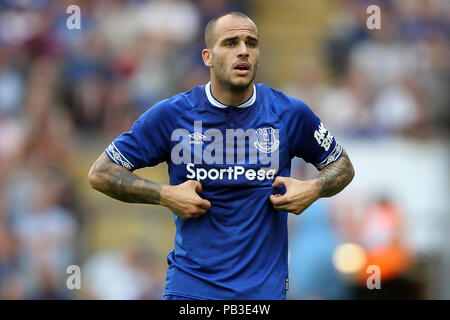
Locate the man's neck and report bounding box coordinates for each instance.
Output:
[210,80,254,107]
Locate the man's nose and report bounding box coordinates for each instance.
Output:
[237,41,249,57]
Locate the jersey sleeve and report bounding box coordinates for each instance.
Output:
[281,96,343,170]
[104,100,174,171]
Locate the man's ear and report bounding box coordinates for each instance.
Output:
[202,49,213,68]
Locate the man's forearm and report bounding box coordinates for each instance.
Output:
[89,153,162,204]
[314,149,355,198]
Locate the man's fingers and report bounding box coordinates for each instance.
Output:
[186,180,203,193]
[270,193,290,206]
[272,176,290,188]
[198,198,212,210]
[273,203,291,211]
[195,182,203,193]
[272,193,282,198]
[188,208,208,216]
[185,181,211,208]
[273,205,303,214]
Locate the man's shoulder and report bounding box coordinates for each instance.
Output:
[256,83,310,114]
[143,85,204,116]
[256,82,282,99]
[178,84,206,106]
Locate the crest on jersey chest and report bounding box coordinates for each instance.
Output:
[254,127,279,153]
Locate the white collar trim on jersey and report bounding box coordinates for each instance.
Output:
[205,81,256,108]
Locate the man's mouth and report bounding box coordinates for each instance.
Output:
[233,62,250,75]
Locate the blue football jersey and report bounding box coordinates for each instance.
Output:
[104,82,343,299]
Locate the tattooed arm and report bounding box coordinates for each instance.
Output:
[270,149,354,214]
[88,152,162,204]
[314,149,355,198]
[88,152,211,219]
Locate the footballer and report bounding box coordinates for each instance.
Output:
[88,12,355,300]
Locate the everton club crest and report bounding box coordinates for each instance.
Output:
[254,127,279,153]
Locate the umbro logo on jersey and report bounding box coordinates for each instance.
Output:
[189,132,206,144]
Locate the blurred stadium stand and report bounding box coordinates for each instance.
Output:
[0,0,448,299]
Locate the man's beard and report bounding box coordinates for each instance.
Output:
[213,60,258,92]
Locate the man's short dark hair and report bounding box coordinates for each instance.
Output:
[204,12,255,49]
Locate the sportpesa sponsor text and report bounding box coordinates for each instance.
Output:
[168,120,336,181]
[170,121,280,181]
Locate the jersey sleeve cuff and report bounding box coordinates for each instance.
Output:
[314,143,343,170]
[105,142,135,170]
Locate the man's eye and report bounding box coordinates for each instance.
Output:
[225,42,233,47]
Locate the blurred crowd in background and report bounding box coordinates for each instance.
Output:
[0,0,448,299]
[284,0,448,139]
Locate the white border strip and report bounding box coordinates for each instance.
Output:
[205,81,256,108]
[106,142,134,169]
[314,143,343,170]
[111,143,134,168]
[105,147,120,165]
